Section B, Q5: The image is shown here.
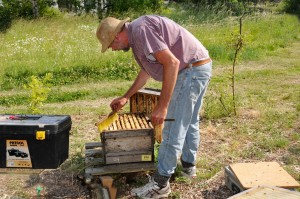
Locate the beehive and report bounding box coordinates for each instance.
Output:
[130,88,164,142]
[101,113,154,165]
[130,88,160,116]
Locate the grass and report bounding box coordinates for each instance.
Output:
[0,4,299,197]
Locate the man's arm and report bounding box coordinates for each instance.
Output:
[152,49,180,125]
[110,70,150,112]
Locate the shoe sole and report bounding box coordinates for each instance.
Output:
[181,171,197,179]
[141,191,171,199]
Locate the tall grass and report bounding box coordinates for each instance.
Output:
[0,6,299,109]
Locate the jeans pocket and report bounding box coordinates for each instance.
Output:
[190,76,210,101]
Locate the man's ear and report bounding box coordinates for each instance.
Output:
[114,32,121,41]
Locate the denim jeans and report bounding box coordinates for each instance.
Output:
[157,61,212,177]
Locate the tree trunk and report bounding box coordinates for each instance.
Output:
[32,0,39,18]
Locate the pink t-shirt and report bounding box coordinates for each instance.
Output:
[127,15,209,81]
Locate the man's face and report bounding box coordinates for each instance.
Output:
[109,34,130,52]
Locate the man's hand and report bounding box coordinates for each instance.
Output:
[151,105,168,125]
[110,97,128,112]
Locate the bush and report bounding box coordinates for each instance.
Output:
[279,0,300,17]
[107,0,163,13]
[42,6,62,18]
[0,6,12,32]
[2,0,52,19]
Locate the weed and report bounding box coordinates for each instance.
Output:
[24,73,52,114]
[169,191,181,198]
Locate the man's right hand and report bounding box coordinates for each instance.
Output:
[110,97,128,112]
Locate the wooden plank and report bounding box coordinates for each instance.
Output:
[228,185,300,199]
[137,93,144,113]
[85,157,104,166]
[130,94,137,113]
[85,162,156,176]
[229,162,300,189]
[136,114,146,129]
[151,95,158,115]
[106,150,153,157]
[123,114,132,129]
[140,113,150,128]
[112,120,117,131]
[85,149,104,157]
[105,152,153,164]
[132,113,141,129]
[138,88,161,96]
[154,124,163,143]
[99,176,117,199]
[115,117,122,130]
[85,142,103,149]
[104,134,152,153]
[119,114,126,130]
[102,129,152,139]
[127,114,136,129]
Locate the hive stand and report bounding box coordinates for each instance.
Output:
[82,88,161,199]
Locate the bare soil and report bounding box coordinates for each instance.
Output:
[0,113,235,199]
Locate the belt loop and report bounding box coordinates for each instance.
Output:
[188,63,192,69]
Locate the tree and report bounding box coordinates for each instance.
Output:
[32,0,39,18]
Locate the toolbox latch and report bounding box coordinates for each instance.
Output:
[36,131,46,140]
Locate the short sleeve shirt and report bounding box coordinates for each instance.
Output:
[127,15,209,81]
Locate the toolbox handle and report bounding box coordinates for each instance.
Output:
[8,115,41,120]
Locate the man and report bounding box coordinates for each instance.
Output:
[96,15,212,198]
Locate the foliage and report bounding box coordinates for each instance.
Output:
[56,0,164,18]
[0,5,12,32]
[278,0,300,17]
[106,0,163,15]
[24,73,53,114]
[1,0,52,19]
[42,6,63,18]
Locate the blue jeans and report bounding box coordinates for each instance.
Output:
[157,61,212,177]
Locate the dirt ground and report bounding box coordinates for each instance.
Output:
[0,112,235,199]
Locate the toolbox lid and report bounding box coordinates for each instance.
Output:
[0,114,71,130]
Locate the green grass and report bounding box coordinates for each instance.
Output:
[0,12,299,91]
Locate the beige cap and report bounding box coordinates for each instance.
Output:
[96,17,130,53]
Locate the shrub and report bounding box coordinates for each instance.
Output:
[24,73,53,114]
[279,0,300,17]
[0,5,12,32]
[2,0,52,19]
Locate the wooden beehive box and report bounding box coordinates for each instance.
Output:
[101,113,154,165]
[130,88,164,142]
[130,88,160,116]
